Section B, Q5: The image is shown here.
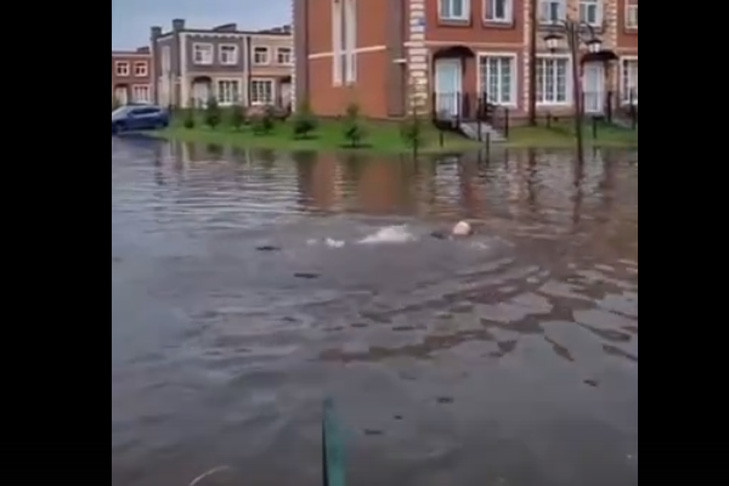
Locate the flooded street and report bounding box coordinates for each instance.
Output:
[112,138,637,486]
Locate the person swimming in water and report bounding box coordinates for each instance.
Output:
[430,220,473,240]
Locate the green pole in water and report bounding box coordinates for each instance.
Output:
[322,398,346,486]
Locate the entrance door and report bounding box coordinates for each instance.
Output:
[583,63,605,115]
[192,82,210,108]
[114,86,128,105]
[280,82,292,109]
[435,59,462,118]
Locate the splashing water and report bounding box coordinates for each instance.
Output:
[358,225,417,244]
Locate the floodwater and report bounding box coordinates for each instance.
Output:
[112,137,638,486]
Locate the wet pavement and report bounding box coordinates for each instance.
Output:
[112,137,638,486]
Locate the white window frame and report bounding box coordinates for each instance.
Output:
[539,0,566,25]
[439,0,470,21]
[625,1,638,29]
[133,62,148,77]
[132,85,150,103]
[619,56,638,106]
[276,47,292,65]
[484,0,513,23]
[218,44,239,65]
[579,0,603,27]
[332,0,343,85]
[115,61,130,76]
[253,46,270,65]
[476,52,518,108]
[344,0,357,83]
[192,43,214,65]
[216,79,241,105]
[250,78,275,106]
[535,54,571,106]
[161,46,171,73]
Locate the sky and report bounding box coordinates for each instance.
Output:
[112,0,291,50]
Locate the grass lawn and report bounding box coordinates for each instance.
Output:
[149,111,637,153]
[506,120,638,149]
[150,113,481,154]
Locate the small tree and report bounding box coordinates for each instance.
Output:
[183,102,195,129]
[204,96,221,129]
[229,103,246,131]
[400,108,424,157]
[252,105,275,135]
[291,99,318,139]
[342,102,365,148]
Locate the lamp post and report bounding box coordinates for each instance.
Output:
[544,22,602,160]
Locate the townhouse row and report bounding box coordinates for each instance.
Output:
[112,19,294,109]
[293,0,638,120]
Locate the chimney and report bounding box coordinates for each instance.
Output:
[212,23,237,32]
[136,46,150,54]
[150,26,162,41]
[172,18,185,31]
[282,24,292,34]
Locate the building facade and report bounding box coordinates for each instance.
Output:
[150,19,294,109]
[112,47,152,105]
[294,0,638,120]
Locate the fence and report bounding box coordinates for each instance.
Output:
[430,91,511,136]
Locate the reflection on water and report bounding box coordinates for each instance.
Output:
[112,138,637,486]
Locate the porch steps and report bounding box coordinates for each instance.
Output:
[459,122,506,143]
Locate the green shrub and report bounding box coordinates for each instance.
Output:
[342,102,366,148]
[291,99,318,139]
[112,97,120,111]
[252,105,275,135]
[229,104,246,131]
[204,96,221,129]
[183,107,195,129]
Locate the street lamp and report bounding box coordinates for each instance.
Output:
[544,21,601,160]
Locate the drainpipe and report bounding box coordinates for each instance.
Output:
[528,0,537,126]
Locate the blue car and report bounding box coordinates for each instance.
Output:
[112,104,169,134]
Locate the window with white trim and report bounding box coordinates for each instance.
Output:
[626,1,638,29]
[276,47,292,64]
[132,85,150,103]
[115,61,130,76]
[219,44,238,65]
[539,0,566,24]
[579,0,602,26]
[440,0,470,21]
[250,79,274,105]
[133,62,148,77]
[484,0,512,23]
[621,59,638,105]
[478,55,515,105]
[161,46,171,73]
[192,43,213,65]
[216,80,240,104]
[253,47,269,65]
[332,0,356,85]
[536,56,569,104]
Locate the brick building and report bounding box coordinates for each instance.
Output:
[150,19,293,109]
[112,47,152,105]
[294,0,638,120]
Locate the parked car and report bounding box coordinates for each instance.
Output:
[112,104,169,134]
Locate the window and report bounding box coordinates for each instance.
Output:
[216,80,240,105]
[133,62,148,77]
[332,0,357,85]
[277,47,292,65]
[253,47,269,65]
[130,107,160,116]
[536,56,569,104]
[579,0,602,26]
[250,79,274,105]
[192,43,213,65]
[219,44,238,65]
[539,0,565,24]
[621,59,638,105]
[479,55,515,106]
[439,0,469,21]
[484,0,512,23]
[132,85,150,103]
[161,46,171,73]
[115,61,130,76]
[626,1,638,29]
